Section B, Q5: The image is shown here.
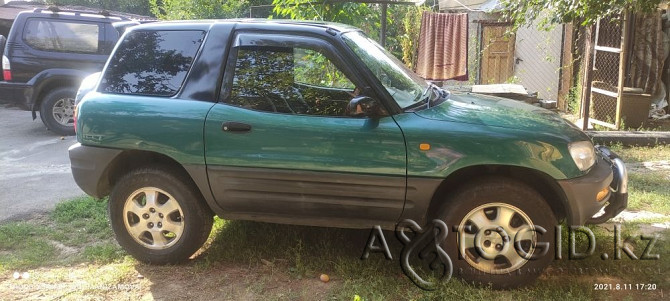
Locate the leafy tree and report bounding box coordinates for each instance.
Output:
[272,0,430,66]
[398,5,428,70]
[47,0,153,16]
[499,0,664,30]
[150,0,245,19]
[149,0,274,20]
[272,0,376,29]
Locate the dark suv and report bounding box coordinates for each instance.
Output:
[0,8,137,135]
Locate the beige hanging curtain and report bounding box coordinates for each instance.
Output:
[415,12,468,81]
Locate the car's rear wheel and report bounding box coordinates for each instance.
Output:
[109,167,213,264]
[438,177,556,288]
[39,87,76,136]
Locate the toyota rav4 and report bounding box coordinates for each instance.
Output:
[69,20,628,288]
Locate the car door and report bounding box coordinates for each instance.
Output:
[204,32,407,227]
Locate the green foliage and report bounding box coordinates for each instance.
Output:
[150,0,246,20]
[150,0,274,20]
[567,84,581,114]
[272,0,432,66]
[147,0,428,66]
[272,0,375,25]
[399,5,428,70]
[499,0,664,30]
[47,0,153,16]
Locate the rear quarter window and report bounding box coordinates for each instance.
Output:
[99,30,205,97]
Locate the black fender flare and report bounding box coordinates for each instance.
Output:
[26,69,91,119]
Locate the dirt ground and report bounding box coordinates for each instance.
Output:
[2,261,336,301]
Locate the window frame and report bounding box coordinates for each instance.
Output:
[220,32,377,118]
[22,17,103,54]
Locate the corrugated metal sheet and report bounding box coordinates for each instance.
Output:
[513,24,563,100]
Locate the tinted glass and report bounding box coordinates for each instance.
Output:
[100,30,205,97]
[228,46,359,116]
[24,19,99,53]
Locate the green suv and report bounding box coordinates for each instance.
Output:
[69,20,627,288]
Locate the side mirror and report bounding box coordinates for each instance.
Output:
[346,96,382,117]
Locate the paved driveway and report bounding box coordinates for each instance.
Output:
[0,105,84,222]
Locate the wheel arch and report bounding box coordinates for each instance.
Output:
[26,69,88,114]
[96,150,218,214]
[424,164,569,224]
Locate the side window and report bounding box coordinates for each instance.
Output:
[99,30,205,97]
[227,45,361,117]
[23,19,100,54]
[293,48,355,90]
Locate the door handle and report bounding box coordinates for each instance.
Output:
[222,122,252,133]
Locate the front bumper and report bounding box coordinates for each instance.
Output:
[588,146,628,224]
[557,146,628,225]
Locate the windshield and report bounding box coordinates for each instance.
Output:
[342,31,429,109]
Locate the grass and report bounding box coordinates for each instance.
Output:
[0,197,123,273]
[609,144,670,163]
[192,219,668,300]
[1,145,669,300]
[0,222,55,271]
[607,144,670,215]
[627,171,670,215]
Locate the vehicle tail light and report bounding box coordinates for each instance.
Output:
[2,55,11,81]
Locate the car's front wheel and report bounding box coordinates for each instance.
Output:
[438,177,557,288]
[109,167,213,264]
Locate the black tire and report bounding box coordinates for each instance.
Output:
[39,87,76,136]
[109,167,213,264]
[437,177,557,289]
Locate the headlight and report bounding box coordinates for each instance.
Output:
[568,141,596,171]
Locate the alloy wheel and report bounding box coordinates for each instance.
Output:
[122,187,185,250]
[457,202,537,274]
